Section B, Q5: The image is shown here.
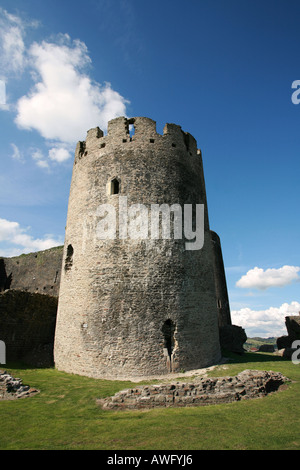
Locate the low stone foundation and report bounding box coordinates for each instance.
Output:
[0,370,39,400]
[97,370,287,410]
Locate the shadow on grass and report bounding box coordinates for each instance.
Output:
[1,361,55,371]
[222,349,289,364]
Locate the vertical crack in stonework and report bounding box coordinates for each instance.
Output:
[64,244,73,272]
[162,319,176,372]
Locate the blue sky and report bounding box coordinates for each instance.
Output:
[0,0,299,337]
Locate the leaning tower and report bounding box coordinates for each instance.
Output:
[54,117,222,379]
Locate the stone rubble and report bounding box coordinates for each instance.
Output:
[97,369,287,410]
[0,370,39,400]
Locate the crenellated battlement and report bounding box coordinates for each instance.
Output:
[107,116,158,138]
[74,117,200,164]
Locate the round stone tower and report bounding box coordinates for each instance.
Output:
[54,116,222,379]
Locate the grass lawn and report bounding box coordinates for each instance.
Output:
[0,352,299,450]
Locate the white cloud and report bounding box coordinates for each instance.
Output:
[231,301,300,338]
[15,34,129,144]
[11,143,24,162]
[35,160,50,169]
[1,11,129,167]
[48,147,71,163]
[32,149,44,160]
[0,8,38,77]
[0,218,62,256]
[2,25,25,73]
[0,8,25,76]
[0,79,6,106]
[31,146,71,168]
[236,265,300,290]
[32,149,50,169]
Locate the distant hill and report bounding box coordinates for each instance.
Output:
[245,337,277,350]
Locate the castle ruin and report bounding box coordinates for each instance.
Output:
[53,116,231,379]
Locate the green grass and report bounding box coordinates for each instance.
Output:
[0,352,299,450]
[245,337,277,351]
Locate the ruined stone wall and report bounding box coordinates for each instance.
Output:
[98,370,287,410]
[54,116,222,379]
[0,370,39,400]
[277,315,300,351]
[0,246,63,298]
[0,290,57,365]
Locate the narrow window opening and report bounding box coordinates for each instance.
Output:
[127,118,135,135]
[65,244,74,271]
[217,299,222,309]
[110,178,120,195]
[172,143,176,148]
[150,138,155,143]
[162,319,176,358]
[129,124,135,137]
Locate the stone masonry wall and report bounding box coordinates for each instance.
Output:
[210,231,231,327]
[54,117,222,379]
[0,246,63,298]
[0,290,58,365]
